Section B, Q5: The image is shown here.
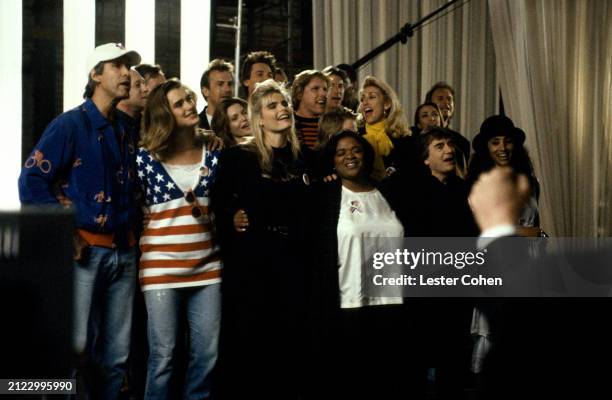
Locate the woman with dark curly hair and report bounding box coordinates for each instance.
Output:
[468,115,541,236]
[468,115,544,391]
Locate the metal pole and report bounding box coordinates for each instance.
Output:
[351,0,460,70]
[287,0,292,75]
[234,0,243,96]
[217,0,243,96]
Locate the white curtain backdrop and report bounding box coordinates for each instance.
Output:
[312,0,499,146]
[312,0,612,236]
[488,0,611,237]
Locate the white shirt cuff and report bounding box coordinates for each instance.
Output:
[477,224,517,249]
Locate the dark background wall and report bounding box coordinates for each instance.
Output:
[21,0,313,162]
[212,0,313,81]
[22,0,63,164]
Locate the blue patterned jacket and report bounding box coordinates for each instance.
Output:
[18,99,139,246]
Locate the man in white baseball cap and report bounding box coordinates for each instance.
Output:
[83,42,141,100]
[86,42,141,74]
[19,42,141,398]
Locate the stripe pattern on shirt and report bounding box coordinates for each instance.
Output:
[295,113,320,149]
[136,146,221,291]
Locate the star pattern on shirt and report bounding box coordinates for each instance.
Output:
[136,147,220,206]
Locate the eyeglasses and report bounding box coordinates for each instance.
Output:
[185,190,202,218]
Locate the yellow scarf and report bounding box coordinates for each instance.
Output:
[364,120,393,180]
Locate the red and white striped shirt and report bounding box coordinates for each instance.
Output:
[136,146,221,291]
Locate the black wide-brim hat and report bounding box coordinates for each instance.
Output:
[472,115,526,153]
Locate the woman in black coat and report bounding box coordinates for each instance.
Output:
[211,79,313,399]
[308,131,424,399]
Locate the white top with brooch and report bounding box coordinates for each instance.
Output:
[137,145,221,292]
[162,148,210,192]
[162,162,201,192]
[337,186,404,309]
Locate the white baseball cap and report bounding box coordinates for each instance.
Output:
[86,43,141,75]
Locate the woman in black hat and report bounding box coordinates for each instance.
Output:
[467,115,541,235]
[467,115,543,396]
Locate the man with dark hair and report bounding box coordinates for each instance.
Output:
[116,68,149,397]
[198,59,234,130]
[424,82,470,168]
[274,67,288,84]
[19,43,141,398]
[336,63,359,112]
[291,69,329,149]
[425,82,455,128]
[411,127,477,399]
[416,128,478,223]
[117,68,147,138]
[241,50,276,98]
[419,129,459,184]
[135,63,166,93]
[322,66,348,112]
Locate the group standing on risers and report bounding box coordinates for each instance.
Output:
[17,42,544,399]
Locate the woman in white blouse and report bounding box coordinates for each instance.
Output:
[309,130,424,399]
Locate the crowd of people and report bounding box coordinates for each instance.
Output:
[18,43,546,399]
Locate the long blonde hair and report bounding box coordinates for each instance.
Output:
[140,78,205,160]
[360,76,410,139]
[247,79,300,174]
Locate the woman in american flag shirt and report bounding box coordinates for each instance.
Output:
[137,79,221,399]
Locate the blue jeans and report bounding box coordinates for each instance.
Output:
[72,246,137,399]
[144,284,221,399]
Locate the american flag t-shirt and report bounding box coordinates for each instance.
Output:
[136,146,222,291]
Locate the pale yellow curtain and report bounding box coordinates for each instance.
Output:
[312,0,499,141]
[488,0,612,236]
[313,0,612,237]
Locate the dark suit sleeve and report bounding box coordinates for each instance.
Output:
[210,147,247,249]
[198,109,211,130]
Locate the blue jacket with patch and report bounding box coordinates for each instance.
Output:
[18,99,139,245]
